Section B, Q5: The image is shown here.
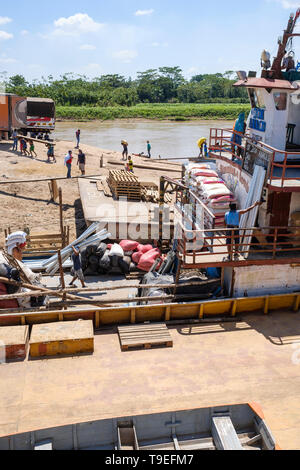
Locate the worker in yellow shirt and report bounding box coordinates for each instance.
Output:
[197,138,207,157]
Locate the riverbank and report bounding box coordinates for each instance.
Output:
[56,103,251,121]
[0,138,182,244]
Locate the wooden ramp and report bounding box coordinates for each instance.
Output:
[118,323,173,351]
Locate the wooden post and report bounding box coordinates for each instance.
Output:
[100,155,104,168]
[159,177,165,242]
[174,260,182,297]
[59,188,64,247]
[58,250,67,311]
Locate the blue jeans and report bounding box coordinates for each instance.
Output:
[76,137,80,147]
[67,163,72,178]
[13,138,18,151]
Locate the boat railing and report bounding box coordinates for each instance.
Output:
[209,128,300,188]
[175,220,300,267]
[209,127,245,166]
[175,187,216,231]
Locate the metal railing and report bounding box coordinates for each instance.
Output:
[176,221,300,267]
[175,186,216,231]
[209,128,300,188]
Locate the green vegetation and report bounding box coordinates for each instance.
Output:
[56,103,251,121]
[3,67,250,120]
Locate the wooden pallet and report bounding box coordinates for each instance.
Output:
[108,170,141,200]
[118,323,173,351]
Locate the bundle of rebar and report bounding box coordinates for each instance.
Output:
[41,223,111,276]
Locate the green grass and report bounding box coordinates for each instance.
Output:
[56,103,251,121]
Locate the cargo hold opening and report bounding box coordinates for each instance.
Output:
[27,98,55,118]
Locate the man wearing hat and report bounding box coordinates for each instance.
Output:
[69,245,86,288]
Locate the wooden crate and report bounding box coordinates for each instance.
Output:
[0,325,29,360]
[118,323,173,351]
[29,320,94,358]
[108,170,141,201]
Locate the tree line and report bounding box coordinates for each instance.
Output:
[3,67,248,107]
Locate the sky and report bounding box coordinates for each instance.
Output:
[0,0,299,81]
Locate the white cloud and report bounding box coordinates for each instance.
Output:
[135,9,154,16]
[0,17,12,25]
[0,57,17,64]
[151,41,168,47]
[80,44,96,50]
[21,30,29,36]
[0,31,13,40]
[113,49,138,63]
[268,0,300,8]
[53,13,104,36]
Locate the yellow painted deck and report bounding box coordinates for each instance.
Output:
[29,320,94,357]
[0,311,300,449]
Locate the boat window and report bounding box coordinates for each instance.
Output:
[248,88,265,109]
[255,89,266,108]
[273,92,287,111]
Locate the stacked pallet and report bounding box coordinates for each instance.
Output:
[108,170,141,201]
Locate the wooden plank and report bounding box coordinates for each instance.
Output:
[118,322,173,351]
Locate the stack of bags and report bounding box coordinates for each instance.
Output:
[80,239,162,276]
[185,164,236,228]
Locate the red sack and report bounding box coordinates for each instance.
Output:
[107,244,113,250]
[0,282,19,309]
[120,240,139,252]
[137,244,153,253]
[132,251,143,264]
[137,248,161,272]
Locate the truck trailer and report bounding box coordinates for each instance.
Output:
[0,94,55,137]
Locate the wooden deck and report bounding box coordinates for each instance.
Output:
[1,311,300,449]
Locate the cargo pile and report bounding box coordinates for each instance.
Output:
[141,183,172,204]
[80,240,162,276]
[108,170,141,201]
[186,163,236,227]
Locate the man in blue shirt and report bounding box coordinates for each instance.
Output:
[69,245,86,288]
[224,201,262,260]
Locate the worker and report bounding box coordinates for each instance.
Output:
[69,245,86,288]
[29,140,37,159]
[231,113,245,158]
[128,157,134,173]
[121,140,128,161]
[282,52,296,72]
[147,141,151,158]
[47,143,56,163]
[77,149,86,176]
[64,150,73,179]
[224,200,262,260]
[12,129,18,151]
[197,138,207,157]
[75,129,81,149]
[21,138,29,156]
[6,231,27,261]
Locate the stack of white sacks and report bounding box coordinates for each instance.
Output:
[185,163,236,228]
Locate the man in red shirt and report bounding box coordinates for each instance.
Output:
[64,151,73,179]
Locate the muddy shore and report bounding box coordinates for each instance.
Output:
[0,138,183,245]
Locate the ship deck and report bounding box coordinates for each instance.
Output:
[1,311,300,450]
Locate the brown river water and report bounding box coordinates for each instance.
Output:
[54,119,233,160]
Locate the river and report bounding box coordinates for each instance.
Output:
[54,119,233,160]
